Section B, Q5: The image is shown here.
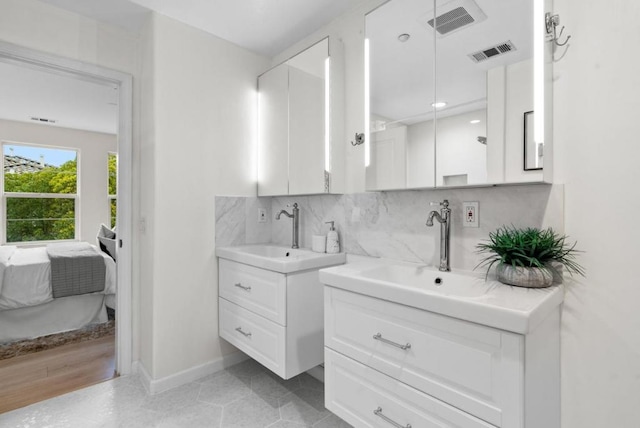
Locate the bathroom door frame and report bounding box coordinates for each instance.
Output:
[0,41,134,375]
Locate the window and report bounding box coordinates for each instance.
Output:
[108,152,117,228]
[3,143,78,243]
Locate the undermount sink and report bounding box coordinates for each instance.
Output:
[319,259,564,334]
[216,244,345,273]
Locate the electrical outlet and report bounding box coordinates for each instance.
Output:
[463,202,479,228]
[351,207,361,223]
[258,208,267,223]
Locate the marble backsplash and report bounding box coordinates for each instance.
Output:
[215,184,563,271]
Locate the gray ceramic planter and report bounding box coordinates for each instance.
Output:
[496,263,554,288]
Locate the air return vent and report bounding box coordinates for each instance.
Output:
[30,117,57,124]
[419,0,487,37]
[468,41,517,63]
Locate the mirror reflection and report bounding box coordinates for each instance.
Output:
[258,38,329,196]
[366,0,539,190]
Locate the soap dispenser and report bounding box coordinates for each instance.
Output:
[325,221,340,254]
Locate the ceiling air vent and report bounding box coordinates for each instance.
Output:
[428,7,474,35]
[419,0,487,37]
[30,116,57,124]
[468,41,517,63]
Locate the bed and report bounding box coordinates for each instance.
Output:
[0,243,116,343]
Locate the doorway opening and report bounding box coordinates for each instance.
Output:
[0,41,133,412]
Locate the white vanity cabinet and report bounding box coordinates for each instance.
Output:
[217,249,345,379]
[322,271,561,428]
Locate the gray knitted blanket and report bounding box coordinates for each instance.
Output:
[47,243,106,298]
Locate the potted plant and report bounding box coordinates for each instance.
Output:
[476,226,584,288]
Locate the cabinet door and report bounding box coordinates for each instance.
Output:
[288,65,326,194]
[258,63,289,196]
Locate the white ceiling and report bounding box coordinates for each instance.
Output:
[38,0,362,57]
[0,60,119,134]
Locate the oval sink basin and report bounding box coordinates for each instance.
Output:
[319,259,563,334]
[216,244,346,273]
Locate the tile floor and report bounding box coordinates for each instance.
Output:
[0,359,353,427]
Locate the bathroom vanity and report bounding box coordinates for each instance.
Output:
[321,259,562,428]
[216,245,345,379]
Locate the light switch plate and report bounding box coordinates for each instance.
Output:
[463,202,479,228]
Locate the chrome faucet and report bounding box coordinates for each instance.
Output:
[426,199,451,272]
[275,203,300,249]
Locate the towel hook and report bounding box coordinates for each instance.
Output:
[351,132,365,146]
[545,13,571,47]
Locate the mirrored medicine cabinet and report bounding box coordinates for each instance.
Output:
[257,37,344,196]
[365,0,553,191]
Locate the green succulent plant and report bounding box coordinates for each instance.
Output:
[476,226,585,279]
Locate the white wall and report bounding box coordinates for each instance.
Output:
[140,13,268,379]
[0,119,116,242]
[553,1,640,426]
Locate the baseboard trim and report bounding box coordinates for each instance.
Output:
[134,351,249,394]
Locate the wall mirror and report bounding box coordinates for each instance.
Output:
[365,0,550,191]
[258,37,344,196]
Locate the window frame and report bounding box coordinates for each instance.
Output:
[2,141,80,245]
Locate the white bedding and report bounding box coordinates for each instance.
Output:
[0,245,116,311]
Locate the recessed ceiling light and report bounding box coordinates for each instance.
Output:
[432,102,447,108]
[398,33,410,42]
[470,119,481,124]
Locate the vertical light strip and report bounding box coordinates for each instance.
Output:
[325,57,331,172]
[364,38,371,167]
[533,0,544,168]
[255,88,261,183]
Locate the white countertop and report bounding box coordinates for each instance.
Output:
[216,244,346,274]
[319,258,564,334]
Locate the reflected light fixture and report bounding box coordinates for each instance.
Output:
[470,119,481,124]
[398,33,410,42]
[432,102,447,108]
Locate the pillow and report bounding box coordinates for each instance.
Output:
[97,224,117,261]
[0,245,17,294]
[99,224,116,240]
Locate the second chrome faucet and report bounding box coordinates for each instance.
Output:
[276,203,300,249]
[426,199,451,272]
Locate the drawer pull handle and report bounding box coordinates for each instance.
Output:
[235,327,252,338]
[373,407,411,428]
[373,333,411,350]
[234,283,251,291]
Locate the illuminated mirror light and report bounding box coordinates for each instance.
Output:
[533,0,545,165]
[364,38,371,167]
[432,101,447,108]
[470,119,481,124]
[255,89,260,183]
[325,57,331,172]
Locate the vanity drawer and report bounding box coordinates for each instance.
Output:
[219,258,286,325]
[219,298,286,377]
[325,348,495,428]
[325,287,523,427]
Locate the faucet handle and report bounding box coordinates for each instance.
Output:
[430,199,449,208]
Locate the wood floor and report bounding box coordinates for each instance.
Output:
[0,334,116,414]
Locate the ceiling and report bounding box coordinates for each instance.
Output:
[0,60,119,134]
[38,0,362,57]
